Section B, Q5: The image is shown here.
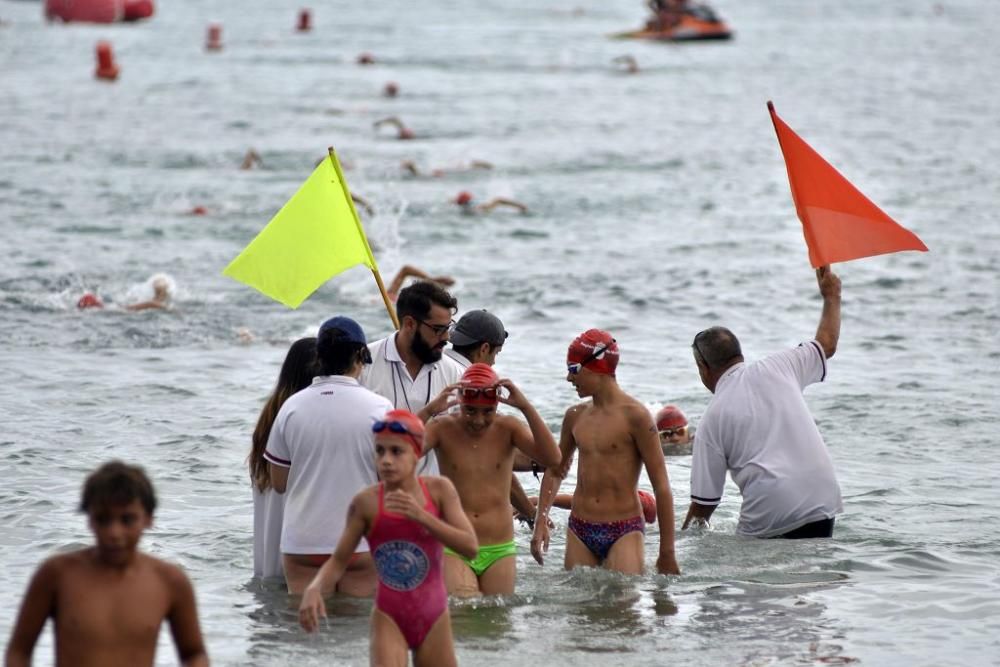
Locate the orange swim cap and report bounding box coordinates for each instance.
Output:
[460,363,500,406]
[373,409,425,455]
[454,191,473,206]
[77,293,104,309]
[655,405,687,431]
[567,329,619,376]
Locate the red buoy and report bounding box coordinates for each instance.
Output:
[357,52,375,65]
[94,41,119,81]
[206,23,223,51]
[383,81,399,98]
[297,8,311,32]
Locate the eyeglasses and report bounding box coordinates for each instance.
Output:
[567,342,611,375]
[417,318,455,337]
[658,427,687,438]
[460,386,499,400]
[372,420,418,437]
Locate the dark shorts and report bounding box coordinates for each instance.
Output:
[772,517,835,539]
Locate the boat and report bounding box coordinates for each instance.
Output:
[614,4,732,42]
[44,0,154,23]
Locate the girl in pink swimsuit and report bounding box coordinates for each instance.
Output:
[299,409,478,667]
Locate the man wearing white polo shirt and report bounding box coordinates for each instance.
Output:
[265,316,392,595]
[360,281,465,475]
[683,266,843,539]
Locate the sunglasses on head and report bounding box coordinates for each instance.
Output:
[372,420,418,436]
[659,427,686,437]
[460,385,499,400]
[567,342,611,375]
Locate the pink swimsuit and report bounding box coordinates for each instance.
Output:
[366,479,447,650]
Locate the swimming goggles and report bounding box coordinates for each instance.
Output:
[567,342,611,374]
[658,426,687,437]
[372,420,419,436]
[459,385,499,400]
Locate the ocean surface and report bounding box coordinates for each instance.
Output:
[1,0,998,665]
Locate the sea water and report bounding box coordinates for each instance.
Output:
[0,0,998,665]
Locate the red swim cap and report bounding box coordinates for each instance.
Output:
[638,490,657,524]
[567,329,619,376]
[454,191,473,206]
[373,409,425,455]
[77,293,104,309]
[655,405,687,431]
[460,363,500,406]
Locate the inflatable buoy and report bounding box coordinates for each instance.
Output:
[297,8,311,32]
[123,0,153,21]
[206,23,223,51]
[45,0,153,23]
[95,41,119,81]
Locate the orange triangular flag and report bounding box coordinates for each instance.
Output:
[768,101,928,267]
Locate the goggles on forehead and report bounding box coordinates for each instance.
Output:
[459,385,499,401]
[373,420,418,437]
[567,342,611,375]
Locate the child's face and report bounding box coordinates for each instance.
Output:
[375,435,418,482]
[88,498,151,565]
[460,403,497,433]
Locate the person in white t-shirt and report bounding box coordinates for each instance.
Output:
[360,281,465,475]
[265,316,393,595]
[683,266,843,539]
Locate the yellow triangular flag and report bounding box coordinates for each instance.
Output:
[223,152,376,308]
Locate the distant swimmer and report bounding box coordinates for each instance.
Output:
[531,330,680,575]
[386,265,455,302]
[357,52,376,65]
[125,274,173,311]
[401,160,493,178]
[373,116,415,140]
[351,192,375,217]
[684,266,843,539]
[5,461,209,667]
[454,191,528,215]
[423,364,560,597]
[77,292,104,309]
[240,148,263,170]
[655,404,694,456]
[299,410,477,667]
[383,81,399,97]
[613,54,640,74]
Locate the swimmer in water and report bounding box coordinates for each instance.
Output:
[531,329,680,575]
[655,404,694,456]
[454,191,528,215]
[401,160,494,178]
[386,265,455,302]
[422,364,561,597]
[299,410,477,667]
[613,55,640,74]
[240,148,263,170]
[125,274,172,311]
[373,116,415,140]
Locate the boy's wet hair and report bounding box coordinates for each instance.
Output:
[79,461,157,516]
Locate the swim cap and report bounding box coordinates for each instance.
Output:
[459,363,500,406]
[454,191,473,206]
[638,490,657,524]
[567,329,619,376]
[77,292,104,309]
[373,409,425,455]
[655,405,687,431]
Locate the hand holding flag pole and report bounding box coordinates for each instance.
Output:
[223,147,400,330]
[767,101,928,267]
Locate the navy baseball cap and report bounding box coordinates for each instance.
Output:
[319,316,367,344]
[449,309,508,347]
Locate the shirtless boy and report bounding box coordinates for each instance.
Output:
[5,461,208,667]
[531,330,681,576]
[424,363,561,596]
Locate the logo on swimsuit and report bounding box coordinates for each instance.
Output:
[373,540,430,591]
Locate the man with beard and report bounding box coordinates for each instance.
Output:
[361,281,465,475]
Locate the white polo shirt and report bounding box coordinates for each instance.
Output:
[690,341,843,538]
[360,334,465,475]
[264,375,392,554]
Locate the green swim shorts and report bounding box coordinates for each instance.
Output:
[445,540,517,577]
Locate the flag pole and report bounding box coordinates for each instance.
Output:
[327,147,400,331]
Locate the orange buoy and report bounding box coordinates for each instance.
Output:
[206,23,223,51]
[297,8,311,32]
[94,41,119,81]
[190,205,208,216]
